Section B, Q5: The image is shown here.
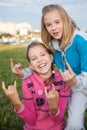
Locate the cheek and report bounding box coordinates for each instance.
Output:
[29,62,35,70]
[46,27,51,33]
[60,24,64,31]
[47,58,53,66]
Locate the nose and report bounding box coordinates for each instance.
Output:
[37,57,42,62]
[51,24,56,31]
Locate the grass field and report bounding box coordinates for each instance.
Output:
[0,44,87,130]
[0,44,27,130]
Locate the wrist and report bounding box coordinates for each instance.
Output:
[49,108,58,115]
[14,100,23,111]
[16,73,24,78]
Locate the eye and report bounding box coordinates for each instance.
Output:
[56,21,60,24]
[55,20,60,24]
[31,57,36,61]
[45,24,51,27]
[41,52,47,57]
[41,53,46,56]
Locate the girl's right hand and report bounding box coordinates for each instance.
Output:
[10,58,24,78]
[59,62,77,87]
[2,81,23,111]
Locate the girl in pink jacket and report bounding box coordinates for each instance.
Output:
[2,41,70,130]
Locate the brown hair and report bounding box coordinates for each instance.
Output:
[26,41,53,62]
[41,4,77,49]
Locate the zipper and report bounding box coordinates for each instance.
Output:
[61,50,68,71]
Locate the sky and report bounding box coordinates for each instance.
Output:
[0,0,87,30]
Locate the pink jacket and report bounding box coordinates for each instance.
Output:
[15,71,70,130]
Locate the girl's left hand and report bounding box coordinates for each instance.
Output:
[45,84,59,115]
[59,62,77,87]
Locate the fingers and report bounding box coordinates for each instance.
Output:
[15,64,22,71]
[14,80,16,86]
[59,62,73,74]
[59,69,63,76]
[45,85,55,96]
[45,84,58,98]
[52,84,58,96]
[2,81,17,92]
[10,58,14,70]
[60,69,73,81]
[2,81,7,94]
[10,58,22,70]
[67,64,75,78]
[51,84,56,94]
[59,63,75,81]
[45,87,48,98]
[66,62,74,75]
[14,80,17,89]
[10,58,22,75]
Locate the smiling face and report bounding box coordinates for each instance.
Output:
[28,44,53,79]
[44,9,64,40]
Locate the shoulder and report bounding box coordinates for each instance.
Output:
[22,72,43,85]
[73,30,87,41]
[71,30,87,50]
[22,73,34,85]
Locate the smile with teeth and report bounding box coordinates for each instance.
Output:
[38,63,47,68]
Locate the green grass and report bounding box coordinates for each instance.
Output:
[0,44,28,130]
[0,44,87,130]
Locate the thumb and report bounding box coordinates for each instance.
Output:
[45,87,48,97]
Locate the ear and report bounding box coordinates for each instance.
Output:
[50,54,53,63]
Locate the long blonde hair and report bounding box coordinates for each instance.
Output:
[41,4,77,49]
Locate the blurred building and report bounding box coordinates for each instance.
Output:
[0,21,32,36]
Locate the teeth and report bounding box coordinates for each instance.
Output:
[39,63,46,68]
